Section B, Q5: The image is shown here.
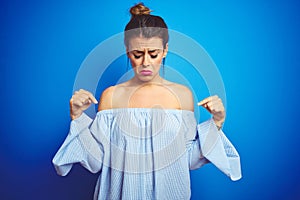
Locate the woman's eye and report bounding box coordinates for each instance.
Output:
[150,54,158,58]
[133,55,142,59]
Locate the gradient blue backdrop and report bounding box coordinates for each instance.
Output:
[1,0,299,199]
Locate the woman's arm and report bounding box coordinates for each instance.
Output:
[52,89,103,176]
[194,118,242,181]
[52,113,104,176]
[189,94,241,181]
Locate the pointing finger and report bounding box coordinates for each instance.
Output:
[83,91,98,104]
[87,93,98,104]
[197,95,217,106]
[78,89,98,104]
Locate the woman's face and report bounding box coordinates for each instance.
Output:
[127,37,168,83]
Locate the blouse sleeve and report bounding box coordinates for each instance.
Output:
[52,113,104,176]
[189,118,242,181]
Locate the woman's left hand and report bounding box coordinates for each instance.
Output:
[198,95,226,129]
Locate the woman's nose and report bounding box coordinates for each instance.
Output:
[142,55,150,67]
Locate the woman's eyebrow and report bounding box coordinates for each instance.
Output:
[132,50,144,54]
[148,49,160,53]
[131,49,160,54]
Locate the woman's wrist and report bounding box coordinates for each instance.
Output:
[70,111,82,120]
[213,117,224,131]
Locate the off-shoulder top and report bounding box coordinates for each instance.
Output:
[53,108,241,200]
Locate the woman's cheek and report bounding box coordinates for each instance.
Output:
[154,58,163,66]
[130,59,140,68]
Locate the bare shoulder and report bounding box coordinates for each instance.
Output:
[165,81,194,111]
[98,86,116,111]
[98,82,130,111]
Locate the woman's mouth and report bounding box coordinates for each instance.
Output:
[140,70,153,76]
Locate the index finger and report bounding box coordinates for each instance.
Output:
[197,95,217,106]
[80,90,98,104]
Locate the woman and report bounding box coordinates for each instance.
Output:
[53,3,241,199]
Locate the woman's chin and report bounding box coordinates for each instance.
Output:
[137,74,155,82]
[139,77,154,83]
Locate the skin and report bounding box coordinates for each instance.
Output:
[70,37,225,129]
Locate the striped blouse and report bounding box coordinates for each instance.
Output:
[53,108,241,199]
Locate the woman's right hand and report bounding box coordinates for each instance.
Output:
[70,89,98,120]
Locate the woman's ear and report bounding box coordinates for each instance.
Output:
[163,43,168,58]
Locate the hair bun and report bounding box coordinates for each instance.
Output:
[130,3,152,16]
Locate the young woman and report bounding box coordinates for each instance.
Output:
[53,3,241,199]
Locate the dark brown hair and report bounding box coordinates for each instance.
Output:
[124,3,169,48]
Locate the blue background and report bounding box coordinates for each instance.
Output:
[1,0,299,199]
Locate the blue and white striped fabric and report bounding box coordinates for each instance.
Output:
[53,108,241,199]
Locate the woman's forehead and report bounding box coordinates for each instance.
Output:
[128,37,164,51]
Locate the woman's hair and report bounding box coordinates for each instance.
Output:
[124,3,169,48]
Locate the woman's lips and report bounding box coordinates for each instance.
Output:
[140,70,153,76]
